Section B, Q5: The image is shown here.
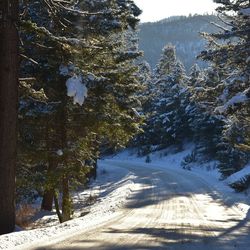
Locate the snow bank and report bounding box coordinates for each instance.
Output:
[109,144,250,214]
[110,143,195,168]
[225,164,250,186]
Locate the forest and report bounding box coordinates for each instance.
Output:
[0,0,249,248]
[138,14,221,70]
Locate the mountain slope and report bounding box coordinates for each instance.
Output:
[138,14,220,70]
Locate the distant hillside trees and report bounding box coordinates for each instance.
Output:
[138,14,221,71]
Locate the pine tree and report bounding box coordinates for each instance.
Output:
[187,65,224,162]
[198,0,250,176]
[132,60,153,152]
[142,45,191,151]
[18,0,142,222]
[0,0,19,234]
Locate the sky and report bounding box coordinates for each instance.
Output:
[133,0,218,23]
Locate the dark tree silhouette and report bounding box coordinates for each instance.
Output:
[0,0,19,234]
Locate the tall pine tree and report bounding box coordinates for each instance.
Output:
[0,0,19,234]
[198,0,250,176]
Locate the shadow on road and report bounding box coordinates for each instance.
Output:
[33,221,250,250]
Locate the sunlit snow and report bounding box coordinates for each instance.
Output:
[226,164,250,186]
[66,76,88,106]
[56,149,63,156]
[215,92,248,113]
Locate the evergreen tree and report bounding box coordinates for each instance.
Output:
[18,0,142,222]
[187,66,224,162]
[188,64,204,87]
[140,45,191,151]
[0,0,19,234]
[132,60,152,150]
[198,0,250,176]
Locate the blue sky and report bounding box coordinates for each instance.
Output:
[133,0,218,22]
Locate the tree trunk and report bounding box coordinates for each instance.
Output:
[0,0,19,235]
[41,190,54,211]
[59,95,72,223]
[41,155,55,211]
[54,191,63,223]
[61,176,71,222]
[41,119,56,211]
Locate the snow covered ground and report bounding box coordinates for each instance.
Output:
[109,144,250,214]
[1,144,249,249]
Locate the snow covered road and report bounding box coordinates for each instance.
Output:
[26,160,250,250]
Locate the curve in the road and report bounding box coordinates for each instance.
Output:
[32,161,250,250]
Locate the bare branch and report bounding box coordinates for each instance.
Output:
[20,53,39,65]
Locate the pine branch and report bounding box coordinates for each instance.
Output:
[217,14,234,27]
[43,0,68,28]
[49,0,115,17]
[22,21,103,49]
[20,53,39,65]
[19,77,36,81]
[210,21,230,32]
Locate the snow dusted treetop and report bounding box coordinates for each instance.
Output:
[215,88,249,114]
[188,64,205,88]
[154,44,177,79]
[196,0,250,176]
[200,0,250,71]
[198,0,250,114]
[143,44,191,148]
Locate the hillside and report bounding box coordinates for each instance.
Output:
[138,14,220,70]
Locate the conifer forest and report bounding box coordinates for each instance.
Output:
[0,1,250,249]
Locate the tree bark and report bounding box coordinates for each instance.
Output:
[59,94,71,222]
[54,191,63,223]
[41,190,54,211]
[41,153,55,211]
[41,119,56,211]
[61,175,71,222]
[0,0,19,234]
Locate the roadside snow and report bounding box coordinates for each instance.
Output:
[110,143,195,169]
[225,164,250,186]
[108,144,250,215]
[0,164,137,250]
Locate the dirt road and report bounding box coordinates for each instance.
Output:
[32,161,250,250]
